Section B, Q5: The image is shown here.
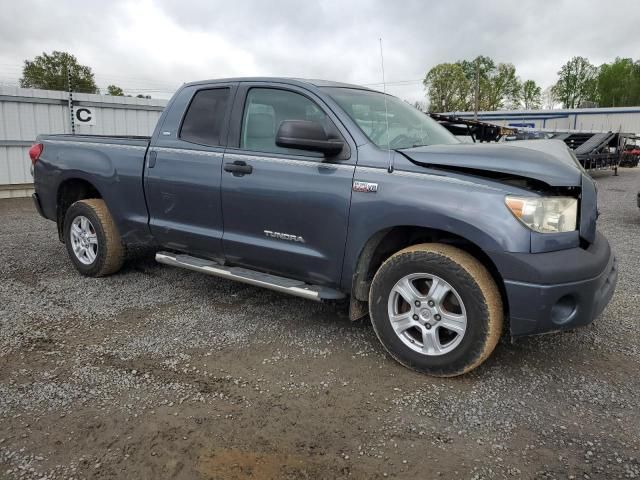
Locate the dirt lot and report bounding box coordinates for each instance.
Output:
[1,168,640,480]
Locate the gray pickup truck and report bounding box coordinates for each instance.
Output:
[30,77,617,376]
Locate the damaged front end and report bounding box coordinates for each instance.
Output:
[393,139,613,337]
[397,139,598,247]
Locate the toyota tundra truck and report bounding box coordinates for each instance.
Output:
[30,77,617,376]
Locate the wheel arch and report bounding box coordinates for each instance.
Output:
[56,177,103,242]
[348,225,508,322]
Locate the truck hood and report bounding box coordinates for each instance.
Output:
[399,139,583,187]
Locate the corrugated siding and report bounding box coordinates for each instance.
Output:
[0,86,167,192]
[0,146,32,185]
[475,114,638,132]
[571,113,640,133]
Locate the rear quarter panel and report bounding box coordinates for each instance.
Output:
[34,137,152,244]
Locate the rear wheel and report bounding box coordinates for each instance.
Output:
[369,243,503,377]
[63,199,125,277]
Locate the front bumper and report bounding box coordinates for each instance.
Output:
[501,232,617,337]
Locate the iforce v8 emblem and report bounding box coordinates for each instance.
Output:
[352,181,378,193]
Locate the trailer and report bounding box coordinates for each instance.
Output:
[429,113,516,143]
[505,128,637,174]
[429,113,636,175]
[549,131,622,174]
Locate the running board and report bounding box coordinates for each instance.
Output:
[155,251,345,302]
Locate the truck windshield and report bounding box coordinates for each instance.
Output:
[323,87,459,150]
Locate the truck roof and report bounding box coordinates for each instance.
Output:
[183,77,376,92]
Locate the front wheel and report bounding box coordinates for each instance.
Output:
[63,199,125,277]
[369,243,503,377]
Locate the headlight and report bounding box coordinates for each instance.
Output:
[505,196,578,233]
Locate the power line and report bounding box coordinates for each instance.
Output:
[0,65,182,89]
[361,79,423,87]
[0,68,426,100]
[0,63,425,90]
[0,74,180,93]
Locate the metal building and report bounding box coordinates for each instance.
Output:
[445,106,640,136]
[0,86,167,198]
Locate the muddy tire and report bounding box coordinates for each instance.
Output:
[369,243,503,377]
[63,199,125,277]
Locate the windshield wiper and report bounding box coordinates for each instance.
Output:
[396,143,430,150]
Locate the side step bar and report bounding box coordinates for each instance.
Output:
[155,251,345,302]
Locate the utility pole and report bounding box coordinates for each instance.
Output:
[474,58,480,121]
[67,66,75,134]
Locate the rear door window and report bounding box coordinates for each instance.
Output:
[180,88,230,146]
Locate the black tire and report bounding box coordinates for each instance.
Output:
[63,199,125,277]
[369,243,503,377]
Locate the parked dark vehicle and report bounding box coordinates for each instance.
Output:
[621,144,640,167]
[30,78,617,376]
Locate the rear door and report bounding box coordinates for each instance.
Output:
[145,83,236,259]
[220,83,356,286]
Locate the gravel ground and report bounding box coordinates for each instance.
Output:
[1,168,639,480]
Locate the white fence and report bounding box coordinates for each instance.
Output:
[0,86,168,198]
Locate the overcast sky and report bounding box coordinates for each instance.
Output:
[1,0,639,102]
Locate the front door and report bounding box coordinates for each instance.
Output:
[145,84,235,259]
[220,85,355,286]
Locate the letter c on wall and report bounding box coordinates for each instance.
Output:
[75,107,96,126]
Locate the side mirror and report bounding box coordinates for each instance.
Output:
[276,120,344,156]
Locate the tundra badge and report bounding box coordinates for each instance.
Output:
[264,230,305,243]
[353,181,378,193]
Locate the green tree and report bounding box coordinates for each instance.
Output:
[483,63,520,110]
[457,56,493,110]
[551,56,598,108]
[597,57,640,107]
[107,84,125,96]
[458,56,496,89]
[19,51,98,93]
[454,56,520,110]
[520,79,542,109]
[423,63,471,112]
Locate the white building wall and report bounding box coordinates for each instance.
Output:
[0,86,168,198]
[570,112,640,133]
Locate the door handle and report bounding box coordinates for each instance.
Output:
[147,150,157,168]
[224,160,253,176]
